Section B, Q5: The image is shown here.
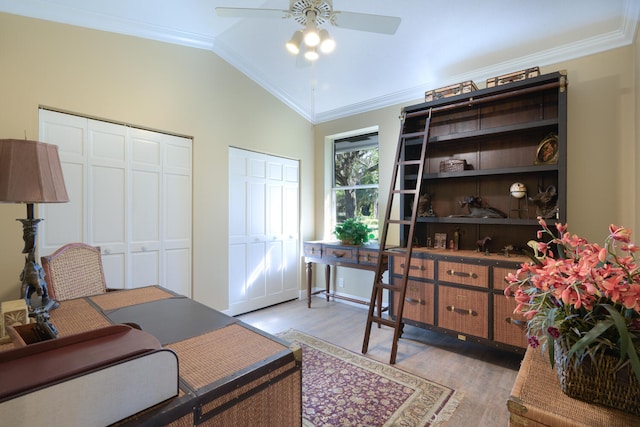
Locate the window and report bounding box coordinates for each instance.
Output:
[332,132,379,240]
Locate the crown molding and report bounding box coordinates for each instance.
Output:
[2,0,638,125]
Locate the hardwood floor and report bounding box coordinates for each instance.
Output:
[237,296,524,426]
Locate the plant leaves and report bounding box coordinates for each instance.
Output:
[567,319,614,359]
[600,304,640,383]
[601,304,630,359]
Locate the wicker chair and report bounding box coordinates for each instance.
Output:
[41,243,108,301]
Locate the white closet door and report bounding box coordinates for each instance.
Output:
[129,128,161,290]
[38,111,87,252]
[162,137,192,297]
[228,147,299,316]
[88,119,128,289]
[38,110,192,296]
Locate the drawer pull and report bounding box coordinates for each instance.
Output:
[366,253,371,261]
[446,305,477,316]
[331,251,345,258]
[446,269,477,279]
[400,263,425,271]
[505,317,526,329]
[405,297,425,305]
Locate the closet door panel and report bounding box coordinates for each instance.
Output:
[132,251,159,288]
[283,238,299,293]
[131,169,160,288]
[164,173,191,245]
[265,240,283,295]
[38,110,87,254]
[43,162,84,247]
[89,120,127,289]
[129,130,162,289]
[283,184,299,239]
[91,165,126,244]
[267,184,283,238]
[228,243,247,306]
[102,254,125,290]
[247,241,267,300]
[162,135,191,295]
[165,248,191,297]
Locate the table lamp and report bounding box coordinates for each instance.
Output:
[0,139,69,309]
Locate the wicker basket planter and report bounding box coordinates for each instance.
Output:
[554,341,640,415]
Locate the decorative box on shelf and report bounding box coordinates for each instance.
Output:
[425,81,478,102]
[486,67,540,87]
[439,159,467,172]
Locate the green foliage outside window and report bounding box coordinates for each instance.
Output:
[333,133,379,240]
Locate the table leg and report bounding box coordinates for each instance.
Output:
[306,262,312,308]
[325,265,330,301]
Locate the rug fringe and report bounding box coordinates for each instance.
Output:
[430,391,464,426]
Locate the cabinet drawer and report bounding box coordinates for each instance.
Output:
[323,246,356,263]
[358,248,379,266]
[393,256,434,280]
[437,286,488,338]
[391,278,435,325]
[438,261,488,288]
[303,243,323,259]
[493,267,519,291]
[493,294,528,348]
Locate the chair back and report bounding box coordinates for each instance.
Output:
[41,243,107,301]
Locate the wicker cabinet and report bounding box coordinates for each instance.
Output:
[389,71,567,352]
[391,249,528,351]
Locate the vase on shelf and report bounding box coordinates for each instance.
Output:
[554,340,640,415]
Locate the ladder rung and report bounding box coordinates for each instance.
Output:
[401,131,425,139]
[386,219,412,225]
[381,249,409,258]
[391,189,419,195]
[398,159,422,166]
[381,249,407,257]
[368,317,397,328]
[373,282,396,291]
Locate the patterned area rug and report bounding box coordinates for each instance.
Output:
[277,329,461,427]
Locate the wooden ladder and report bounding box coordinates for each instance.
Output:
[362,109,431,364]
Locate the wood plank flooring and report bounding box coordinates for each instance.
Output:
[237,296,524,426]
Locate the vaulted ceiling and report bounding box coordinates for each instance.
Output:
[1,0,638,123]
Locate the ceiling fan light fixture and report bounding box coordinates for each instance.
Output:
[303,26,320,47]
[304,47,319,61]
[303,10,320,47]
[285,30,303,55]
[319,29,335,53]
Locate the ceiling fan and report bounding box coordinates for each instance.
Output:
[216,1,401,61]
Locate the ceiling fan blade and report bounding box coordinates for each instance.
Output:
[332,12,401,34]
[216,7,290,19]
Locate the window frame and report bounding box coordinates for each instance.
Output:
[329,130,380,240]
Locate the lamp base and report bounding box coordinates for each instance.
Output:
[16,215,53,310]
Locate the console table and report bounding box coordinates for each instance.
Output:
[2,287,302,426]
[303,241,388,308]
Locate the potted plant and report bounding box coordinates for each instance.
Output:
[334,217,372,246]
[505,217,640,414]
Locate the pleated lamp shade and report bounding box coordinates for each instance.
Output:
[0,139,69,204]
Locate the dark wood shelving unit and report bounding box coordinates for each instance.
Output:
[389,71,568,352]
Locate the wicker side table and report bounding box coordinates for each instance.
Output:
[508,347,640,427]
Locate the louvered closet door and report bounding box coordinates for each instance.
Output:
[228,147,300,316]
